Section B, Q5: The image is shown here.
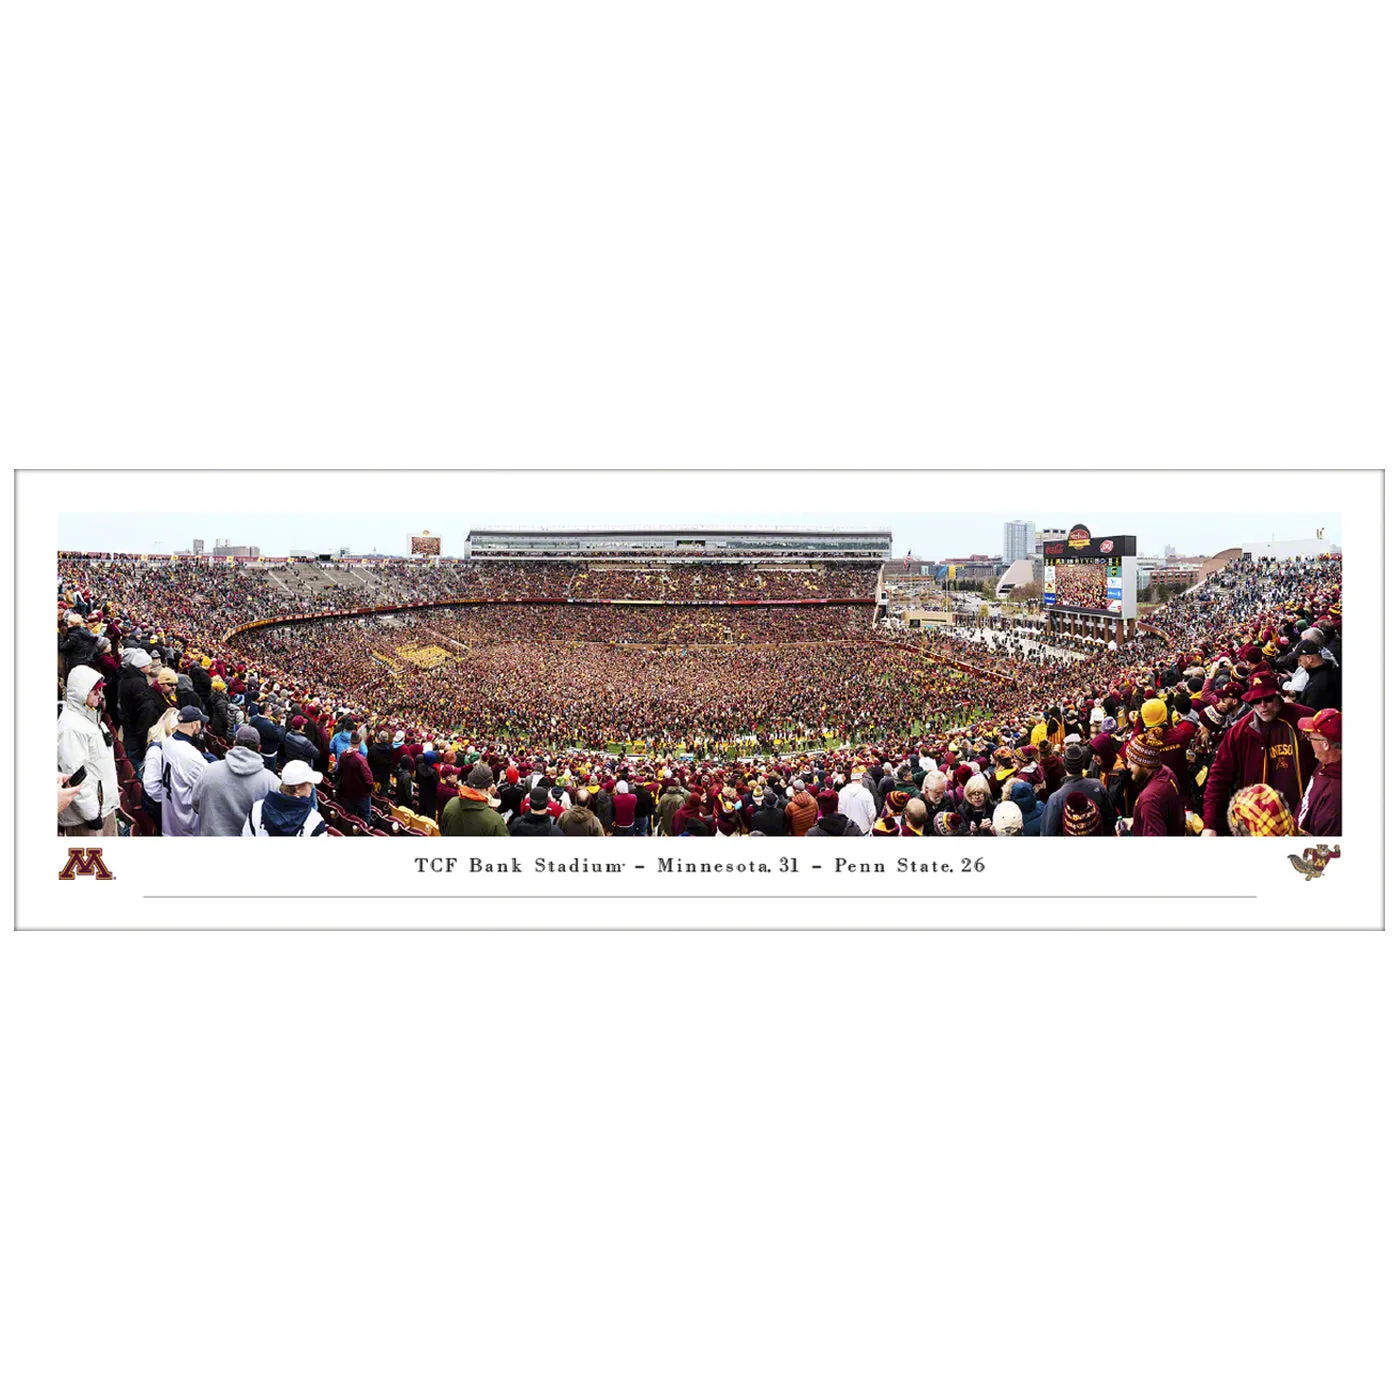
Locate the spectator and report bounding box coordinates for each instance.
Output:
[1294,640,1341,712]
[207,677,233,741]
[188,654,213,706]
[58,612,99,679]
[192,726,279,836]
[57,666,120,836]
[558,805,606,836]
[243,760,330,837]
[140,708,181,834]
[508,786,564,836]
[116,649,163,769]
[414,753,440,819]
[838,771,878,833]
[440,764,509,836]
[392,754,416,810]
[280,714,320,770]
[1120,732,1186,837]
[252,706,287,774]
[334,736,377,822]
[1201,675,1315,835]
[656,783,687,837]
[1060,790,1104,836]
[785,779,819,836]
[992,801,1023,835]
[1225,784,1298,838]
[1002,779,1044,835]
[611,779,638,835]
[1041,743,1114,836]
[958,774,995,835]
[158,705,214,837]
[1296,709,1341,836]
[367,729,397,791]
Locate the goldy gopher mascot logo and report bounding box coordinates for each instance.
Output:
[1288,845,1341,882]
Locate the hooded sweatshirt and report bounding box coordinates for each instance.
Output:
[243,789,328,837]
[57,665,120,828]
[193,744,280,836]
[1004,780,1045,836]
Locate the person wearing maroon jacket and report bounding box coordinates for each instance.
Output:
[297,705,327,770]
[1037,740,1066,797]
[1121,732,1185,836]
[611,780,639,834]
[334,740,377,823]
[1201,674,1315,835]
[1131,696,1199,811]
[1296,708,1342,836]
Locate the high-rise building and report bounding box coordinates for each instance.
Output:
[1031,527,1068,589]
[1002,519,1035,563]
[1163,543,1178,558]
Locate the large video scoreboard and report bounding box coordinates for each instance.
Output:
[1042,525,1137,619]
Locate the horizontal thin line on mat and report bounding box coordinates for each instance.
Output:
[144,893,1256,901]
[23,468,1381,474]
[19,926,1380,932]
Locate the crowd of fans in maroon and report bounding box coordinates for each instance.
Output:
[1050,561,1108,610]
[57,553,1341,838]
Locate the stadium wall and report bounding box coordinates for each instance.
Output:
[220,594,881,644]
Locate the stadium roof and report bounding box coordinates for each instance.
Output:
[465,527,893,538]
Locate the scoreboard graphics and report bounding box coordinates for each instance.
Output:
[1042,525,1137,621]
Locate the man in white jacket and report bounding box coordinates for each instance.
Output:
[57,665,120,836]
[157,705,213,837]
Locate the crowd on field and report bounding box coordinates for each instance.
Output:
[55,552,1341,838]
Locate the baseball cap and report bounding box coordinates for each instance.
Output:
[177,705,207,723]
[1298,708,1341,742]
[1296,640,1322,655]
[280,760,324,786]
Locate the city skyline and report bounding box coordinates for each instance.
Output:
[59,511,1344,562]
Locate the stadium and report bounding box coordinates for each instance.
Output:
[57,524,1343,839]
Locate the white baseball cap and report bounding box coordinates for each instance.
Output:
[280,760,324,787]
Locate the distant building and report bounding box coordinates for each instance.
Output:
[1141,548,1244,590]
[1031,528,1069,589]
[1002,520,1035,563]
[209,542,261,558]
[935,554,1001,583]
[1163,543,1178,558]
[192,538,204,555]
[996,558,1035,597]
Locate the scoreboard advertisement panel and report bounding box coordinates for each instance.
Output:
[1042,526,1137,618]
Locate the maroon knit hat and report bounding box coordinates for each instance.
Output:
[1063,791,1102,836]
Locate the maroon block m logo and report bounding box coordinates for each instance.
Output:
[58,847,115,881]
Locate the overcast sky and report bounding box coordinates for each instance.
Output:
[60,511,1344,560]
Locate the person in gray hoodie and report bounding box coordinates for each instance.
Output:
[192,726,279,836]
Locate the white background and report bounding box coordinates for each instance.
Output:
[5,6,1397,1399]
